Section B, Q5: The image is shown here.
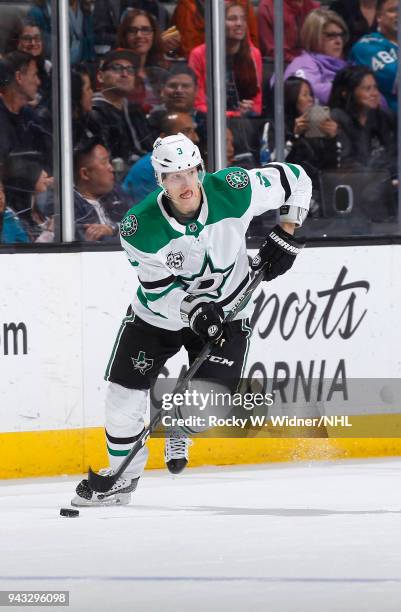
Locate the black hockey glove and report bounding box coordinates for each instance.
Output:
[188,302,225,343]
[251,224,305,282]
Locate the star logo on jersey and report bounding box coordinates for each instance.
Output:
[120,214,138,237]
[131,351,153,375]
[166,251,184,270]
[179,253,234,299]
[226,170,249,190]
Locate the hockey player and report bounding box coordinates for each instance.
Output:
[72,133,311,506]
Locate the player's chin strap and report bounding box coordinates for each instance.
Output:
[88,264,267,493]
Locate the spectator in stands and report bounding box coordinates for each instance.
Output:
[27,1,51,59]
[117,9,167,72]
[94,1,180,59]
[189,1,262,117]
[329,65,396,170]
[73,138,132,242]
[147,65,198,139]
[6,19,52,109]
[283,76,341,199]
[0,175,30,244]
[90,49,153,174]
[69,0,96,65]
[123,111,199,203]
[159,65,197,114]
[172,0,259,59]
[120,1,172,31]
[258,0,320,62]
[329,64,396,219]
[71,65,98,143]
[329,0,378,50]
[117,9,168,111]
[284,9,349,104]
[0,52,51,171]
[28,0,95,64]
[224,116,259,168]
[197,119,239,168]
[93,0,122,56]
[3,153,54,242]
[349,0,398,112]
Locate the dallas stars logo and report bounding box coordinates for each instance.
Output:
[179,253,234,299]
[121,214,138,237]
[131,351,153,375]
[226,170,249,190]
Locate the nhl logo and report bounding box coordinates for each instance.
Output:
[188,222,198,233]
[226,170,249,190]
[120,214,138,237]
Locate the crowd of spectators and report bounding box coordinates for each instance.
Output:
[189,1,262,116]
[0,0,399,244]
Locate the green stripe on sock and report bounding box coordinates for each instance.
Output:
[107,444,131,457]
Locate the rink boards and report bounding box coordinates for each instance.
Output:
[1,245,401,477]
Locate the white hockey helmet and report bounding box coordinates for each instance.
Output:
[151,133,205,190]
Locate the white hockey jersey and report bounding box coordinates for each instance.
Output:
[120,163,311,330]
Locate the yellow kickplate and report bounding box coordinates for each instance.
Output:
[1,426,401,478]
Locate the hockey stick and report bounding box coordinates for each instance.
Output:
[88,265,266,492]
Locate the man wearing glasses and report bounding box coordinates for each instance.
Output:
[90,49,154,175]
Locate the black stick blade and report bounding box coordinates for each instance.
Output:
[88,466,118,493]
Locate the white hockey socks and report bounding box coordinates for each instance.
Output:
[105,382,149,479]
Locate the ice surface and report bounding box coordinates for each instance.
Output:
[1,459,401,612]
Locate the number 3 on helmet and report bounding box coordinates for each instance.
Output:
[151,133,205,190]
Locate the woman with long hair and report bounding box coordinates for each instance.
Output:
[172,0,259,58]
[329,65,396,170]
[280,76,342,215]
[117,8,168,111]
[328,65,396,220]
[3,154,54,243]
[71,65,99,144]
[117,9,167,73]
[188,0,262,117]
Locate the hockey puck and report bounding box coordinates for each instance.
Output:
[60,508,79,518]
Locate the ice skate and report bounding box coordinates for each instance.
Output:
[165,435,193,474]
[71,468,139,506]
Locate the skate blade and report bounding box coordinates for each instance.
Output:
[71,493,131,507]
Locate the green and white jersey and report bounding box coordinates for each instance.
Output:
[120,163,311,330]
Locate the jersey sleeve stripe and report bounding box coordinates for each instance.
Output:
[264,163,292,202]
[284,162,301,178]
[139,274,176,289]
